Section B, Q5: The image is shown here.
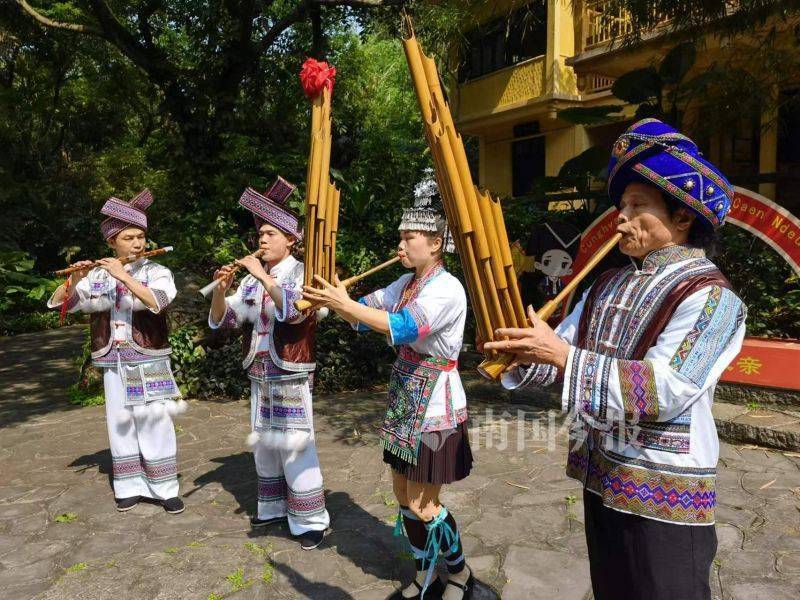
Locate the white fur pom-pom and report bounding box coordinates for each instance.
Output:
[246,431,261,447]
[168,398,188,415]
[316,307,330,321]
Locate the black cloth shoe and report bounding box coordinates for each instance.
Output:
[161,497,185,514]
[115,496,140,512]
[250,515,287,528]
[444,569,474,600]
[386,577,445,600]
[299,529,325,550]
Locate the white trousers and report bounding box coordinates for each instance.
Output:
[250,380,329,535]
[104,368,179,500]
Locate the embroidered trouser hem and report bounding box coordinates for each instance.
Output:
[254,440,329,535]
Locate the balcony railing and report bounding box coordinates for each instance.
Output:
[582,1,669,51]
[583,73,616,93]
[457,56,546,122]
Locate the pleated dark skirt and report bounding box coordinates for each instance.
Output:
[383,421,473,485]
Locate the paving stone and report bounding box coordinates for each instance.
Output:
[501,546,591,599]
[2,328,800,599]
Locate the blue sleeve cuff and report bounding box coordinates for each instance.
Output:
[387,308,420,346]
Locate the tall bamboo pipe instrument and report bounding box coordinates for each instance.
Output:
[476,233,624,380]
[54,246,174,277]
[402,17,525,370]
[199,249,266,297]
[300,60,340,302]
[294,255,402,312]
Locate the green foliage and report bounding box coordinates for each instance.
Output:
[64,562,88,574]
[0,250,66,334]
[67,381,104,407]
[226,567,253,592]
[54,512,78,524]
[611,67,662,105]
[0,311,76,336]
[262,562,275,584]
[715,227,800,339]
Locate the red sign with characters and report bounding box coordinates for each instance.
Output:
[727,187,800,276]
[722,338,800,389]
[556,189,800,391]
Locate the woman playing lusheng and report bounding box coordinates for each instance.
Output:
[48,190,185,514]
[302,171,474,600]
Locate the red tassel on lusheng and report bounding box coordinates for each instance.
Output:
[59,277,71,325]
[299,58,336,99]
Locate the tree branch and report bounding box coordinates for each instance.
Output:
[312,0,403,5]
[14,0,105,37]
[256,3,309,53]
[310,0,405,8]
[254,0,402,54]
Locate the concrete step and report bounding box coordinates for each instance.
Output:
[460,373,800,452]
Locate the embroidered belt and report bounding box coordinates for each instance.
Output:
[397,346,458,371]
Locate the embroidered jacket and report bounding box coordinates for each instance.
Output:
[503,246,747,525]
[355,261,468,431]
[47,259,177,365]
[209,255,319,377]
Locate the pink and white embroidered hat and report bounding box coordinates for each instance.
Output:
[99,189,153,240]
[238,176,301,239]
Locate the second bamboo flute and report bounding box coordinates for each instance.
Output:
[295,255,401,311]
[199,249,266,297]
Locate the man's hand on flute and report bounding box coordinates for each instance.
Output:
[483,305,571,371]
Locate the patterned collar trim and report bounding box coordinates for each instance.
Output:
[638,245,705,272]
[397,260,445,310]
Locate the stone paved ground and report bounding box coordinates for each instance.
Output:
[1,327,799,599]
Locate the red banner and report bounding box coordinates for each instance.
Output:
[727,187,800,276]
[721,338,800,390]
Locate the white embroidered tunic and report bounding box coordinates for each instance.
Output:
[209,255,314,432]
[47,259,180,404]
[503,246,746,525]
[355,262,468,462]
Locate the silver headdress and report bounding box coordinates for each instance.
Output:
[398,169,456,253]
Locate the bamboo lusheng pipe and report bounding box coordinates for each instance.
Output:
[429,128,493,349]
[315,92,333,278]
[489,193,527,326]
[402,29,493,349]
[325,186,340,282]
[199,249,266,297]
[476,188,517,330]
[54,246,174,277]
[477,233,624,380]
[294,255,402,312]
[403,22,571,376]
[432,129,495,348]
[418,44,507,340]
[304,94,327,283]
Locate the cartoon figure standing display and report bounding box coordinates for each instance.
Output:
[517,222,581,311]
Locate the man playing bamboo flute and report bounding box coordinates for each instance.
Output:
[208,177,329,550]
[303,171,474,600]
[484,119,746,600]
[48,190,186,514]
